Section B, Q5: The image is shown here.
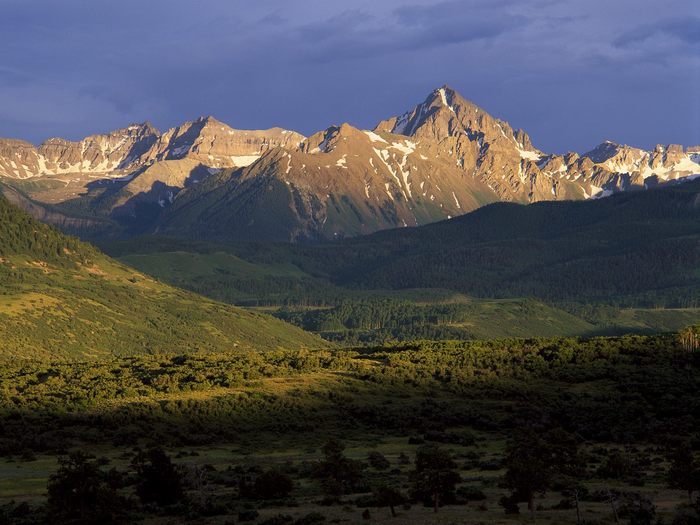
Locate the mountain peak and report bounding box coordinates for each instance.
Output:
[430,84,480,112]
[196,115,222,125]
[375,84,487,137]
[583,141,629,163]
[435,83,455,94]
[121,121,161,137]
[189,115,232,131]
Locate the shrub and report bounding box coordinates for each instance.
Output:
[367,451,390,470]
[253,470,294,500]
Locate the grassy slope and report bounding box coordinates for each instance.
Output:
[118,249,317,304]
[0,196,325,360]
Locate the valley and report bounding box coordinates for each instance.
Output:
[0,85,698,525]
[4,2,700,524]
[100,179,700,343]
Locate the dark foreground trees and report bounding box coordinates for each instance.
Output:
[668,442,700,503]
[373,484,405,517]
[253,470,294,500]
[131,446,184,507]
[410,445,460,512]
[47,452,125,524]
[314,439,364,499]
[503,427,581,514]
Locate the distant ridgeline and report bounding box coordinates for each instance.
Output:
[296,178,700,306]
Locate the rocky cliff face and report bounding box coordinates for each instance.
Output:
[1,85,698,241]
[139,116,305,169]
[0,119,306,235]
[378,86,700,203]
[0,123,159,180]
[0,118,304,181]
[155,122,498,241]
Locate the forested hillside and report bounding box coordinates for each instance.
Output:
[0,195,325,360]
[286,180,700,306]
[104,181,700,342]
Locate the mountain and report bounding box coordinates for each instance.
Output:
[295,179,700,306]
[0,122,159,181]
[151,87,700,242]
[1,86,698,242]
[0,118,305,237]
[377,86,700,202]
[153,122,498,241]
[0,193,325,360]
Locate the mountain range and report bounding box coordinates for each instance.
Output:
[1,85,698,242]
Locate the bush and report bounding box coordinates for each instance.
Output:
[597,450,636,479]
[293,512,326,525]
[410,445,460,510]
[456,485,487,502]
[131,447,183,507]
[253,470,294,500]
[0,501,41,525]
[618,494,656,525]
[672,507,700,525]
[313,440,365,497]
[238,509,259,522]
[47,452,125,525]
[499,495,519,514]
[259,515,294,525]
[367,451,390,470]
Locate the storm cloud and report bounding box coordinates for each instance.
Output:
[0,0,697,153]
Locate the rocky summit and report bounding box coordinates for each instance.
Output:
[1,86,698,241]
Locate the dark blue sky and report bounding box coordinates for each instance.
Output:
[1,0,698,154]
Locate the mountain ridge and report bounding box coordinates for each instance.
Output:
[1,85,698,242]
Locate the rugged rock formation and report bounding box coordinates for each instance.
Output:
[155,122,497,241]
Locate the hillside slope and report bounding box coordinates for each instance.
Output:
[0,195,325,360]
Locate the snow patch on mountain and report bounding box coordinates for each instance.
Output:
[230,155,261,166]
[438,88,457,115]
[391,141,417,155]
[364,131,387,143]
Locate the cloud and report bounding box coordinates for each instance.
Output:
[615,16,700,47]
[293,2,528,63]
[0,0,697,152]
[394,0,526,47]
